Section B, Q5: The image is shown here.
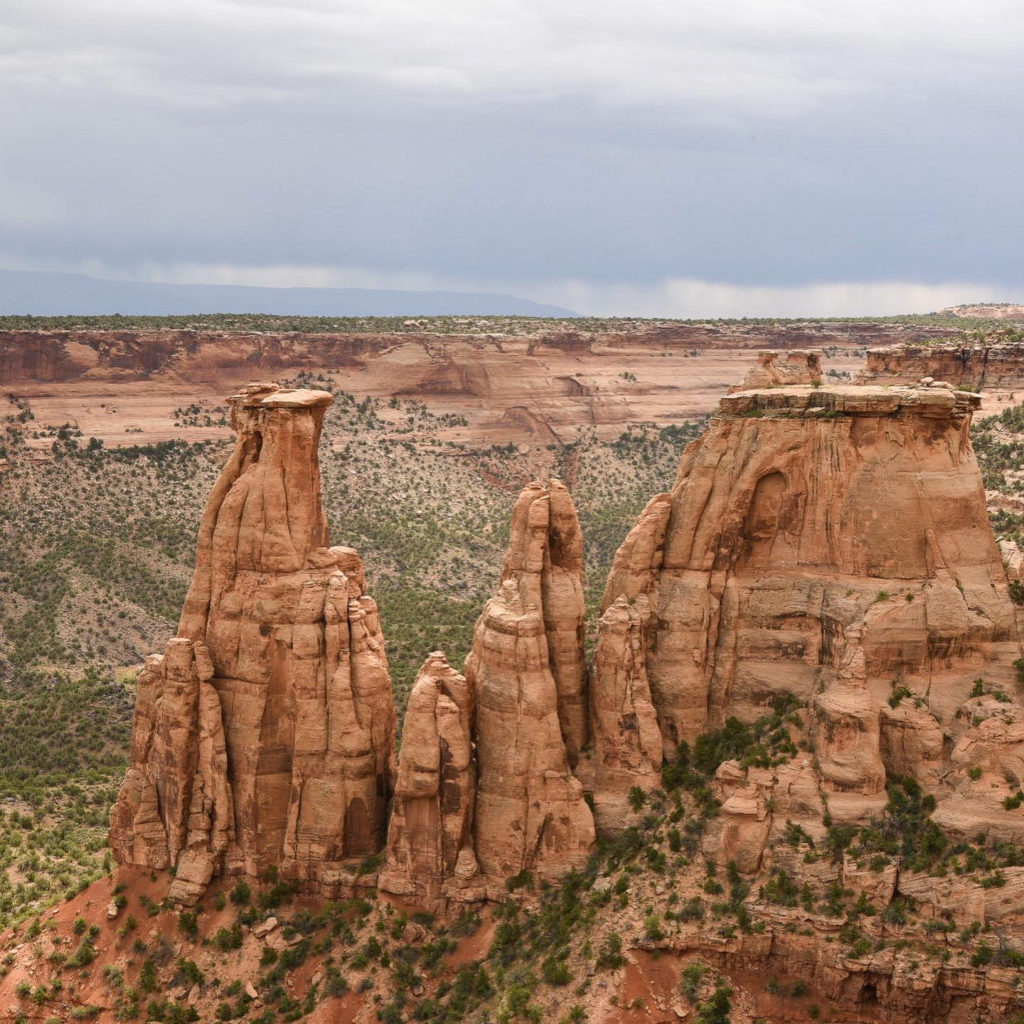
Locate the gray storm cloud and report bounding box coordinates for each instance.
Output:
[1,0,1022,314]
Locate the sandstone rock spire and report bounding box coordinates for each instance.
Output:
[466,479,595,883]
[500,479,588,764]
[379,652,481,904]
[111,384,397,900]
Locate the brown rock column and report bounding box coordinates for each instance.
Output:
[379,652,480,903]
[110,638,234,893]
[501,479,588,764]
[590,595,663,835]
[466,480,595,883]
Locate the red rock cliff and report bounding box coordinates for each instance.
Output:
[466,480,595,885]
[595,380,1022,826]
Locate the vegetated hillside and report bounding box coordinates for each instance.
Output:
[0,373,701,935]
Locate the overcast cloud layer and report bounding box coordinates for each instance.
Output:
[2,0,1022,316]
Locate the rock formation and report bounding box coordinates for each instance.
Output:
[728,349,822,392]
[379,652,482,905]
[108,638,233,904]
[111,384,396,901]
[588,494,671,833]
[860,342,1024,390]
[84,360,1024,1024]
[594,377,1022,828]
[0,322,967,387]
[939,303,1024,320]
[466,480,595,884]
[510,479,589,766]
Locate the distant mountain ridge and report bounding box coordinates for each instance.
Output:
[0,267,576,317]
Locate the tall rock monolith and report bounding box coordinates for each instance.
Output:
[379,652,482,905]
[111,384,397,901]
[466,480,595,884]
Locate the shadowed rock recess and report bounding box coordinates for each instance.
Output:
[111,367,1024,995]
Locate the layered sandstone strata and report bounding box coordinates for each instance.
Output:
[108,638,233,904]
[111,384,396,900]
[860,343,1024,390]
[466,480,595,882]
[589,494,671,833]
[595,380,1022,827]
[503,479,589,765]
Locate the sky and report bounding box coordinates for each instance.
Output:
[1,0,1022,317]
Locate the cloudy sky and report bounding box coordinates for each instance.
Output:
[1,0,1022,316]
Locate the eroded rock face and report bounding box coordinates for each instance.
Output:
[596,378,1021,822]
[728,349,822,392]
[879,699,944,787]
[109,638,234,904]
[589,594,663,834]
[111,384,396,900]
[861,343,1024,390]
[466,480,595,883]
[379,652,481,904]
[500,479,589,765]
[704,761,773,874]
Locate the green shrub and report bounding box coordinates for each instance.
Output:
[542,955,573,986]
[211,925,243,952]
[229,881,251,906]
[595,933,625,971]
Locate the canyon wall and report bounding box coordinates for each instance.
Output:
[862,342,1024,390]
[0,321,974,387]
